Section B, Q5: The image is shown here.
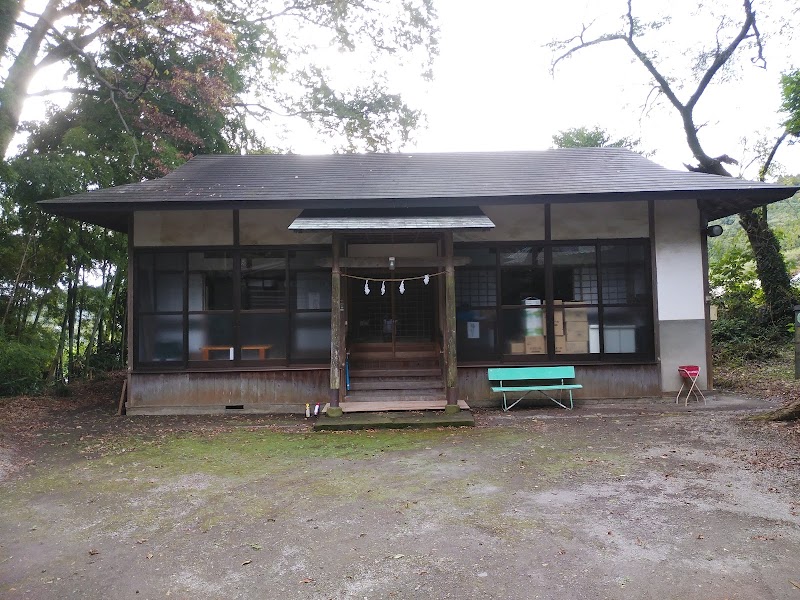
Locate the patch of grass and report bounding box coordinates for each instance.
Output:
[715,341,800,400]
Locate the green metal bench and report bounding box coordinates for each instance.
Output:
[488,366,581,411]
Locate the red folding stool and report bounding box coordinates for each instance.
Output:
[676,365,706,406]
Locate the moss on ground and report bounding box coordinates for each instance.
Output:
[1,425,630,549]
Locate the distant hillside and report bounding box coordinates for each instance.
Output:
[708,176,800,274]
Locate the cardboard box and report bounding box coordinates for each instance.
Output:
[563,302,589,321]
[509,341,526,355]
[565,321,589,341]
[554,335,566,353]
[524,335,545,354]
[553,308,565,333]
[566,340,588,353]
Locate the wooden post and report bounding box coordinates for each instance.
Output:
[328,237,343,417]
[444,232,459,413]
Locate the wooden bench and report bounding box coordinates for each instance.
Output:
[488,366,581,411]
[201,345,272,360]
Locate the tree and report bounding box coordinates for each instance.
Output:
[0,0,438,390]
[0,0,439,165]
[550,0,794,324]
[552,125,641,151]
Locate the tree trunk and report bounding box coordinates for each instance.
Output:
[1,232,32,332]
[738,207,794,323]
[82,265,116,368]
[66,257,79,381]
[0,0,59,157]
[50,298,70,385]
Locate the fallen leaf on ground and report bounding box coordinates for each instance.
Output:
[241,560,252,566]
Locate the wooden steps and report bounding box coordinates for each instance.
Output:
[330,400,470,413]
[345,340,446,406]
[348,379,444,391]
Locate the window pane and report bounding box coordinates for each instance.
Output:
[188,252,234,310]
[600,307,652,354]
[240,313,287,359]
[138,314,184,362]
[456,269,497,308]
[500,246,543,267]
[295,272,332,310]
[189,314,235,361]
[241,251,287,310]
[155,253,184,270]
[456,309,497,359]
[502,307,546,355]
[291,312,331,361]
[137,253,183,312]
[500,268,545,305]
[552,246,597,302]
[136,254,155,312]
[290,249,330,269]
[154,274,183,312]
[458,247,496,267]
[600,244,649,304]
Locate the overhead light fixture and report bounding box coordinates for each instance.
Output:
[388,256,396,270]
[706,225,723,237]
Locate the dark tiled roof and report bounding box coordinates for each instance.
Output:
[39,149,799,231]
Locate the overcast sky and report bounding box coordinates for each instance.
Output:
[413,0,799,177]
[15,0,800,178]
[289,0,800,178]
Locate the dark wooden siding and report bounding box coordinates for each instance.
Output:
[128,370,328,414]
[458,363,661,407]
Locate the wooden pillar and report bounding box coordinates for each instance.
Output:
[328,236,343,416]
[444,232,459,411]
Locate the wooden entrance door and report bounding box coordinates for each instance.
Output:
[347,270,435,356]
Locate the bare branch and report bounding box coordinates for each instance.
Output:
[26,87,94,97]
[36,24,111,70]
[685,0,756,110]
[232,102,328,119]
[758,130,789,182]
[550,28,626,73]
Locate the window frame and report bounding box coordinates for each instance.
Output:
[132,245,332,370]
[454,238,654,364]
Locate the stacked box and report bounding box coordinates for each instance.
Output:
[509,341,526,354]
[553,300,565,334]
[525,335,545,354]
[562,302,589,353]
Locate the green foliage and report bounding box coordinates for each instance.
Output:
[85,342,124,376]
[709,231,762,307]
[551,126,642,152]
[710,224,795,365]
[0,338,50,396]
[781,69,800,136]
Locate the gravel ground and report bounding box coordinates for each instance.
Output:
[0,393,798,600]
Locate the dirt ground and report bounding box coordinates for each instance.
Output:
[1,389,799,600]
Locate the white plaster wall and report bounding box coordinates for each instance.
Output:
[654,199,705,321]
[551,201,649,240]
[654,198,708,393]
[134,211,234,246]
[239,209,332,245]
[454,204,545,242]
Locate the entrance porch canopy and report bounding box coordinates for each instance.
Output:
[288,207,495,232]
